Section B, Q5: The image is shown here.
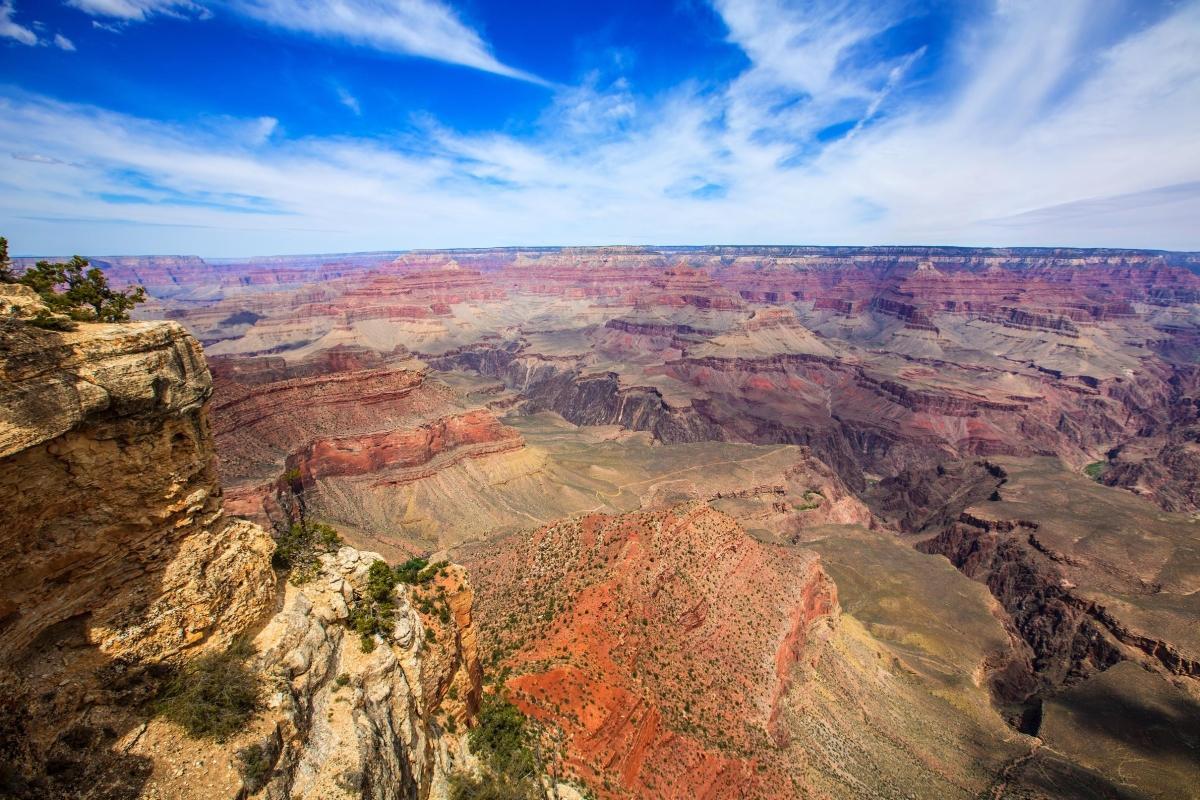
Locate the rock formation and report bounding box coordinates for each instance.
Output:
[0,288,480,799]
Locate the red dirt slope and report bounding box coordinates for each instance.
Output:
[463,502,837,799]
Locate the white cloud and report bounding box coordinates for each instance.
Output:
[53,33,76,50]
[0,1,38,45]
[226,0,546,84]
[65,0,205,21]
[335,85,361,115]
[12,152,68,164]
[65,0,546,84]
[2,0,1198,255]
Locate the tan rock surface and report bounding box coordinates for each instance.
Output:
[0,314,480,799]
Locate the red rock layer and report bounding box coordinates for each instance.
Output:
[209,349,457,486]
[634,266,744,311]
[465,502,838,799]
[285,409,523,485]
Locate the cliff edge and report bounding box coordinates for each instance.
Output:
[0,287,479,799]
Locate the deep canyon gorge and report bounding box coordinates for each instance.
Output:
[3,246,1199,799]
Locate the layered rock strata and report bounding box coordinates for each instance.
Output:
[0,298,480,799]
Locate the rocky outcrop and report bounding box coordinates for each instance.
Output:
[0,302,481,799]
[240,548,480,800]
[0,306,277,795]
[0,312,276,666]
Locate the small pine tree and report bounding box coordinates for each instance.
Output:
[17,253,146,322]
[0,237,15,284]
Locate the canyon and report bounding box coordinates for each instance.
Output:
[3,244,1199,799]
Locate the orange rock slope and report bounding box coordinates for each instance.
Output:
[463,502,838,799]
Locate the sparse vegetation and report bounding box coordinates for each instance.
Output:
[471,692,538,778]
[272,521,342,584]
[17,253,146,322]
[395,556,430,584]
[236,743,274,792]
[155,638,260,741]
[794,489,824,511]
[347,559,398,652]
[448,692,541,800]
[417,559,451,584]
[448,772,538,800]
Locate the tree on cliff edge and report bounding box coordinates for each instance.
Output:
[0,237,14,283]
[18,254,146,322]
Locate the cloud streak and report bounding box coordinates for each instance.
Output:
[66,0,546,84]
[3,0,1199,255]
[225,0,546,84]
[0,1,37,45]
[66,0,207,22]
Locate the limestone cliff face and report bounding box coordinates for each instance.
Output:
[0,302,278,795]
[0,309,277,665]
[0,298,480,799]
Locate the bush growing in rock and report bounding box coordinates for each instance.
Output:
[16,253,146,322]
[470,693,537,779]
[347,559,399,652]
[155,638,260,741]
[272,521,342,584]
[449,691,542,799]
[236,743,274,792]
[394,556,429,584]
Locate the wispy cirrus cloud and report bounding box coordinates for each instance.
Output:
[3,0,1199,255]
[67,0,547,85]
[224,0,547,84]
[334,84,362,115]
[66,0,207,22]
[2,1,81,49]
[0,1,37,45]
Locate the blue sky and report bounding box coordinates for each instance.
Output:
[1,0,1198,256]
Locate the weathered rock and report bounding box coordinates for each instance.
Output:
[245,550,480,800]
[0,314,482,800]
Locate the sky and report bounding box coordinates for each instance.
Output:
[0,0,1198,257]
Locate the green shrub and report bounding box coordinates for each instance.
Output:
[1084,461,1108,480]
[395,556,429,584]
[416,560,451,584]
[448,772,537,800]
[347,559,398,652]
[155,638,260,741]
[470,693,536,778]
[17,254,146,322]
[367,559,398,601]
[272,521,343,584]
[449,691,542,800]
